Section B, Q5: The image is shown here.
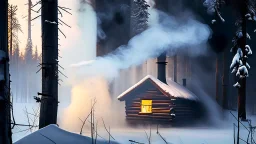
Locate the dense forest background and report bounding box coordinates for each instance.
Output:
[95,0,256,115]
[8,4,41,103]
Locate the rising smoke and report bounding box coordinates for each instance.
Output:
[61,0,214,131]
[71,10,212,82]
[60,1,127,131]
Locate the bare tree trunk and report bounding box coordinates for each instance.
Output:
[28,0,31,40]
[216,56,219,103]
[91,106,93,144]
[39,0,59,128]
[237,114,240,144]
[9,6,13,61]
[27,0,32,102]
[222,50,228,109]
[0,0,11,143]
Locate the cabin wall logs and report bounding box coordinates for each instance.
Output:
[124,94,201,123]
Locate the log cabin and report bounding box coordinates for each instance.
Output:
[117,54,205,125]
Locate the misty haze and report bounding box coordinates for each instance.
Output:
[0,0,256,144]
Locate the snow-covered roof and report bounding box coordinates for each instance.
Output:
[117,75,198,101]
[15,125,119,144]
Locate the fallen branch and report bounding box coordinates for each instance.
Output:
[10,123,38,127]
[129,140,144,144]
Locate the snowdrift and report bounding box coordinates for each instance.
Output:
[14,124,119,144]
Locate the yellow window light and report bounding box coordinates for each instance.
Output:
[141,100,152,113]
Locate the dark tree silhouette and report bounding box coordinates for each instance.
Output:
[131,0,150,36]
[130,0,150,83]
[204,0,256,120]
[0,0,12,143]
[34,46,39,62]
[39,0,59,128]
[8,4,21,61]
[204,0,256,143]
[25,0,33,65]
[24,0,33,103]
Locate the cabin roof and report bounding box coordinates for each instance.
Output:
[117,75,199,101]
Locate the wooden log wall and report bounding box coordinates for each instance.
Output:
[125,92,202,123]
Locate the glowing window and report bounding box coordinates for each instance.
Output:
[140,100,152,113]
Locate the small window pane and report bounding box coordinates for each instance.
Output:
[141,100,152,113]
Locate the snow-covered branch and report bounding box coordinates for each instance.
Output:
[230,48,243,70]
[214,6,225,22]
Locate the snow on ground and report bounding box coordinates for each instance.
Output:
[13,102,256,144]
[12,103,40,142]
[71,123,254,144]
[94,112,256,144]
[15,124,255,144]
[15,125,119,144]
[111,128,234,144]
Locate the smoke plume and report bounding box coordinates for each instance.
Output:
[61,2,213,131]
[60,1,127,131]
[71,10,212,82]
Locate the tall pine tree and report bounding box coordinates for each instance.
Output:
[204,0,256,120]
[131,0,150,36]
[39,0,59,128]
[8,4,21,61]
[0,0,11,143]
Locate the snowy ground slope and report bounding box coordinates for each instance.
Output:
[12,102,68,142]
[77,111,256,144]
[15,124,119,144]
[14,125,254,144]
[80,127,251,144]
[111,128,234,144]
[12,103,256,144]
[13,118,256,144]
